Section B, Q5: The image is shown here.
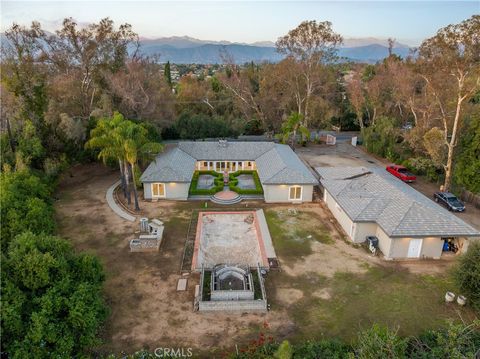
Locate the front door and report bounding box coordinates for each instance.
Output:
[407,238,423,258]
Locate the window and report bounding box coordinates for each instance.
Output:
[203,161,208,167]
[152,183,166,198]
[289,186,302,200]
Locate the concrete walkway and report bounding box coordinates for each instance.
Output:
[106,180,136,222]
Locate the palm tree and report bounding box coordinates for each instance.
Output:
[120,121,163,211]
[280,112,310,147]
[85,112,130,202]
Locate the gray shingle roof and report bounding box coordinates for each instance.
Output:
[256,144,318,184]
[316,167,480,238]
[178,141,275,160]
[140,141,318,186]
[140,147,196,183]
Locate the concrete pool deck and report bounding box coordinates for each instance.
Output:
[191,210,275,270]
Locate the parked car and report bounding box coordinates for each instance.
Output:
[386,165,416,182]
[434,192,466,212]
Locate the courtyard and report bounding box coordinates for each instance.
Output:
[192,211,270,270]
[55,163,477,357]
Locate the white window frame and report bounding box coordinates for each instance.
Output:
[151,183,166,198]
[288,185,303,201]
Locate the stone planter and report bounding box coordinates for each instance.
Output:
[457,295,467,306]
[445,291,455,303]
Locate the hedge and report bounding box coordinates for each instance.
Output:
[188,170,224,195]
[228,170,264,195]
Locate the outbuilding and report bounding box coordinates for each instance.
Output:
[316,167,480,259]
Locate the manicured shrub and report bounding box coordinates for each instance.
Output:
[228,170,264,195]
[188,170,224,195]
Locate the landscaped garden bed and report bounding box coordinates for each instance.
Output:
[229,170,264,195]
[189,170,224,195]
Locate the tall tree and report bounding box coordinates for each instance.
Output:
[417,15,480,191]
[164,61,172,88]
[276,20,342,127]
[119,121,163,211]
[85,112,130,201]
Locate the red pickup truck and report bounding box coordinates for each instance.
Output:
[386,165,416,182]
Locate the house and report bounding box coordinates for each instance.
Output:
[316,167,480,259]
[140,141,318,203]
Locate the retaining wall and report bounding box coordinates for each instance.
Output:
[198,299,267,312]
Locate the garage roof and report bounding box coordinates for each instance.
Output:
[316,167,480,238]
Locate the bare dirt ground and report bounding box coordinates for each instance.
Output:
[55,163,471,356]
[55,164,289,356]
[297,142,480,231]
[196,212,262,268]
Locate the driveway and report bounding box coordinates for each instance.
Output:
[297,142,480,231]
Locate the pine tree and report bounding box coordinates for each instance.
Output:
[164,61,172,88]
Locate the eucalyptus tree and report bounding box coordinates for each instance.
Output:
[417,15,480,191]
[276,20,343,127]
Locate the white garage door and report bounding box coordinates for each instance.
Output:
[407,238,423,258]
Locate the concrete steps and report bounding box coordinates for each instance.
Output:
[210,194,243,205]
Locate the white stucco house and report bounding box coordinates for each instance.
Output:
[316,167,480,260]
[140,141,318,203]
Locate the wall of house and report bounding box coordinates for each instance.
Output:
[143,182,190,200]
[264,184,313,203]
[196,160,256,172]
[375,226,394,259]
[353,222,378,243]
[323,189,356,241]
[383,232,442,260]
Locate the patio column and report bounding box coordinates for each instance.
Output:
[242,162,245,170]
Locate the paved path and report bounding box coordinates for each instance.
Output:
[106,180,136,222]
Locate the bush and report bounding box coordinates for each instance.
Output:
[454,115,480,193]
[1,232,108,357]
[407,320,480,358]
[355,324,408,359]
[164,111,239,140]
[293,339,353,358]
[188,170,224,195]
[453,241,480,312]
[0,169,56,249]
[228,170,264,195]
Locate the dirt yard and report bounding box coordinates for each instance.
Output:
[55,163,476,357]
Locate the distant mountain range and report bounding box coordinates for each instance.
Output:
[137,36,413,64]
[1,32,413,64]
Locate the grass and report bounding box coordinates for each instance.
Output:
[265,209,333,264]
[268,266,474,344]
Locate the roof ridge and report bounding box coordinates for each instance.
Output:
[258,147,288,183]
[389,201,418,235]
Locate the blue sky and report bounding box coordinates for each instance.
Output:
[1,1,479,46]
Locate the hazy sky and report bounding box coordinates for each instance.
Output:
[1,1,479,46]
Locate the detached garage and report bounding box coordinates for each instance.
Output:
[317,167,480,260]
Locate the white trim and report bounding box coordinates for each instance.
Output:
[151,183,166,198]
[288,185,303,201]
